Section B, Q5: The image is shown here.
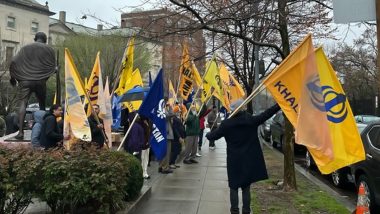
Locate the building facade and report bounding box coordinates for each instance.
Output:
[0,0,54,71]
[121,8,206,88]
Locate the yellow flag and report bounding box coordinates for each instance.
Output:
[203,56,222,97]
[178,43,193,100]
[86,52,101,116]
[218,63,231,110]
[115,37,135,95]
[168,79,177,107]
[192,62,202,87]
[311,47,365,174]
[263,35,333,172]
[63,48,92,149]
[229,74,245,102]
[123,68,144,112]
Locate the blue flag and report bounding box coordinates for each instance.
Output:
[138,69,167,160]
[111,95,122,130]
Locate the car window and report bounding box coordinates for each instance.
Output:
[367,126,380,149]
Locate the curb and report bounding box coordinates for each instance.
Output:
[261,140,356,213]
[118,185,152,214]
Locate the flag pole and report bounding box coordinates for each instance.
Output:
[117,113,139,151]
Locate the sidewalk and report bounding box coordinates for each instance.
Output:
[130,136,354,214]
[132,137,231,214]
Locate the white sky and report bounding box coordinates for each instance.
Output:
[37,0,155,29]
[38,0,370,46]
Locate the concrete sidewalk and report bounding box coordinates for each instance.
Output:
[132,137,231,214]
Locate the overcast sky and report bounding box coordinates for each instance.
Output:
[38,0,155,29]
[38,0,369,46]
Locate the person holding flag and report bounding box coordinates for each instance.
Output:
[206,100,280,214]
[88,104,107,149]
[183,104,200,164]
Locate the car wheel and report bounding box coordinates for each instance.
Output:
[270,135,277,148]
[331,169,349,188]
[357,174,380,213]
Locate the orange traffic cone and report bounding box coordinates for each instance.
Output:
[356,183,370,214]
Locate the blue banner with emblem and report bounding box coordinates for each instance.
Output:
[138,69,167,160]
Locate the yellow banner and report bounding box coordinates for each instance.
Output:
[229,73,245,102]
[168,79,177,107]
[178,43,194,100]
[115,37,135,95]
[263,35,333,172]
[311,47,365,174]
[63,48,92,149]
[86,52,101,116]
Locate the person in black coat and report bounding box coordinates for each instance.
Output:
[40,104,64,149]
[88,104,106,149]
[206,99,280,214]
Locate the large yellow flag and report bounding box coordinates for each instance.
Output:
[218,63,231,111]
[168,79,177,107]
[123,68,144,112]
[101,77,113,148]
[203,56,222,97]
[178,43,193,100]
[86,52,101,116]
[229,74,245,102]
[63,49,92,149]
[263,35,333,172]
[311,47,365,173]
[115,37,135,95]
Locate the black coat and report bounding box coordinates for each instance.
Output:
[40,113,63,149]
[88,115,105,148]
[206,104,280,189]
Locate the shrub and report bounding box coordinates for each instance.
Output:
[0,143,144,214]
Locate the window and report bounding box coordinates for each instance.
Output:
[7,16,15,28]
[31,22,39,33]
[5,47,14,68]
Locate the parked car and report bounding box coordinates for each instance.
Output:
[269,111,305,152]
[355,115,380,124]
[259,115,274,142]
[307,122,380,213]
[269,111,284,148]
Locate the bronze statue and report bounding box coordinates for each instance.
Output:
[9,32,56,139]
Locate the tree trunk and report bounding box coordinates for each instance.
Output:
[278,0,297,191]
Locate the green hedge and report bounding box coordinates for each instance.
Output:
[0,143,143,214]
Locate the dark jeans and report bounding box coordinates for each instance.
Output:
[209,127,217,147]
[230,185,251,214]
[169,141,181,165]
[198,129,204,148]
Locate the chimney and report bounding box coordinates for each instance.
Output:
[97,24,103,31]
[59,11,66,24]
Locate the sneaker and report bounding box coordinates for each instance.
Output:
[183,160,192,164]
[209,146,215,150]
[143,175,151,179]
[174,164,181,168]
[169,165,177,169]
[190,159,199,164]
[196,153,202,157]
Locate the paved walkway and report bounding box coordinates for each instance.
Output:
[133,137,233,214]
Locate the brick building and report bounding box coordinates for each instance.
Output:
[121,8,206,88]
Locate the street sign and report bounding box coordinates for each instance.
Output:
[333,0,376,23]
